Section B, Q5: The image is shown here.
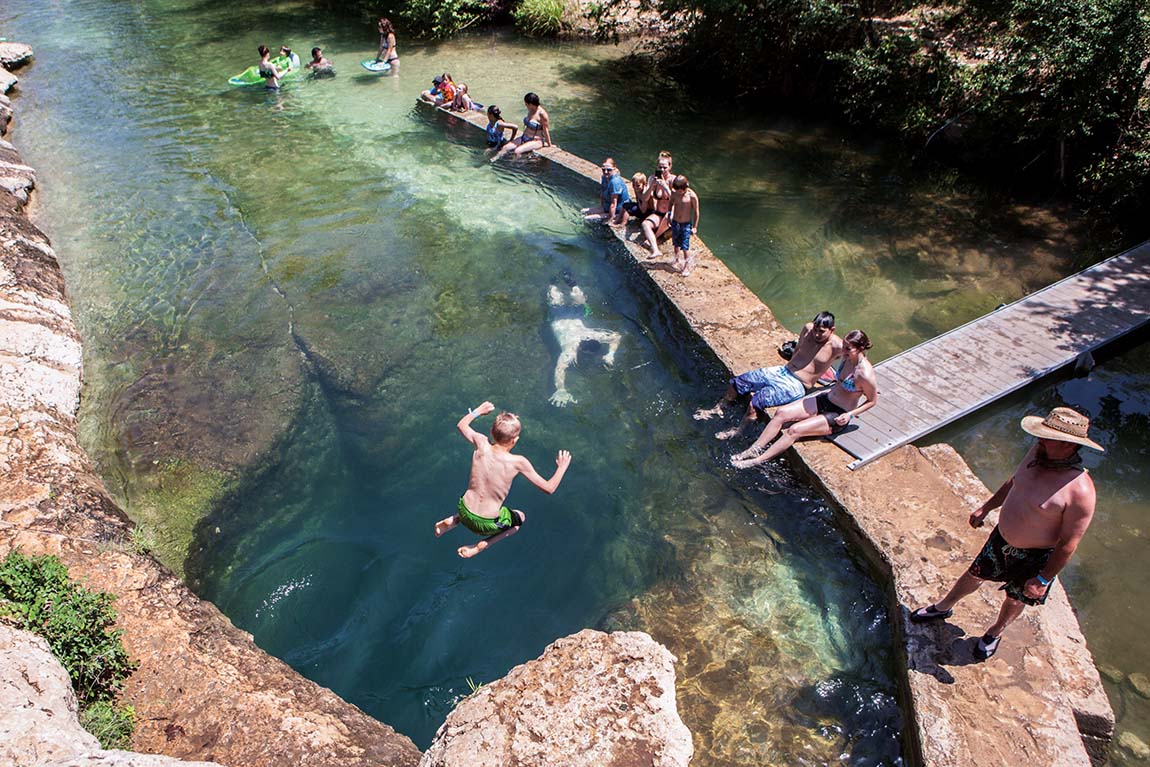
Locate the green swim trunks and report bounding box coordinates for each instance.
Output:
[457,497,518,537]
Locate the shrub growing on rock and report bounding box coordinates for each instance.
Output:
[0,550,137,747]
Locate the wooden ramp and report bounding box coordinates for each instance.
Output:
[832,240,1150,468]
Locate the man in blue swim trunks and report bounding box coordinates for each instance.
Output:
[434,401,572,558]
[693,311,842,441]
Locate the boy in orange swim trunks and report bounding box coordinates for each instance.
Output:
[433,401,572,558]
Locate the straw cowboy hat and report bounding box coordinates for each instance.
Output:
[1020,407,1105,452]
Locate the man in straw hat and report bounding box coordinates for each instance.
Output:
[909,406,1102,660]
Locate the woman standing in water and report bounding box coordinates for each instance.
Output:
[641,151,674,257]
[376,17,399,73]
[731,329,878,468]
[494,93,551,159]
[257,44,285,90]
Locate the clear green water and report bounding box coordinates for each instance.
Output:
[934,340,1150,766]
[5,0,1124,761]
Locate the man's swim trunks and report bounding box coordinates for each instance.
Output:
[969,525,1055,606]
[730,365,806,411]
[457,497,520,537]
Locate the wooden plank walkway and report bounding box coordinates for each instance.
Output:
[832,240,1150,468]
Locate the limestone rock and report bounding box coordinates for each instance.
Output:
[1129,672,1150,699]
[0,68,16,95]
[1,94,12,136]
[421,629,693,767]
[0,42,33,69]
[0,624,99,765]
[1,624,223,767]
[1118,731,1150,760]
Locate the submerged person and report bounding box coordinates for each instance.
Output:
[547,282,622,407]
[485,105,518,149]
[305,47,334,75]
[731,329,877,467]
[450,83,474,112]
[694,311,842,437]
[434,402,572,558]
[375,17,400,73]
[909,407,1101,660]
[257,45,286,90]
[493,92,551,159]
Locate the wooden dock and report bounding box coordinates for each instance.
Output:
[832,240,1150,468]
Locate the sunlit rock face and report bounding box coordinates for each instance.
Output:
[421,629,693,767]
[0,624,223,767]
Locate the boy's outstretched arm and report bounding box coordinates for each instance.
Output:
[457,400,495,446]
[517,450,572,495]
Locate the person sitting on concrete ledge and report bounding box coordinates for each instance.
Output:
[731,329,876,467]
[909,406,1101,660]
[694,310,842,439]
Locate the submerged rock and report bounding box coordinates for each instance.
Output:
[421,629,693,767]
[1129,672,1150,699]
[1119,731,1150,760]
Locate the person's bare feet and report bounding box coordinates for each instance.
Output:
[458,541,488,558]
[715,426,742,440]
[681,256,697,276]
[693,406,722,420]
[731,455,767,469]
[730,446,765,465]
[434,517,456,537]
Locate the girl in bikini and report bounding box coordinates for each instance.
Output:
[731,329,879,468]
[376,17,399,73]
[494,92,551,159]
[641,151,674,258]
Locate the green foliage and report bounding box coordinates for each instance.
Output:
[836,33,963,136]
[79,701,136,750]
[656,0,860,97]
[514,0,569,36]
[398,0,495,38]
[655,0,1150,234]
[0,551,137,705]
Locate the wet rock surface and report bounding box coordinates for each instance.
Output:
[420,630,692,767]
[0,95,422,767]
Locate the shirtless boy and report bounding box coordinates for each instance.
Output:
[694,311,842,440]
[434,402,572,558]
[910,407,1102,659]
[669,175,700,275]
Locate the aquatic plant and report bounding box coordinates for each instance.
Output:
[514,0,570,36]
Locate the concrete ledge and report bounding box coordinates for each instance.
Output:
[422,101,1115,766]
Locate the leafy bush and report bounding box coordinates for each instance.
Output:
[0,551,137,746]
[399,0,497,38]
[79,701,136,750]
[514,0,569,36]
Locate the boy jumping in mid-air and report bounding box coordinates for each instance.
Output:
[434,401,572,558]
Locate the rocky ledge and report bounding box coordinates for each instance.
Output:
[1,623,223,767]
[421,629,693,767]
